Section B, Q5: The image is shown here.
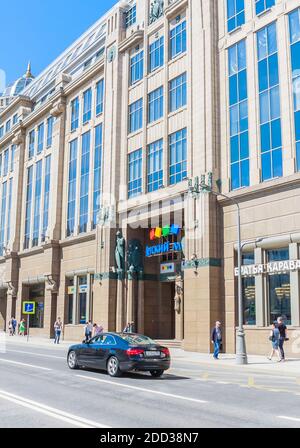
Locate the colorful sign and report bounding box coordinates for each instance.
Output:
[160,263,175,274]
[22,302,36,315]
[79,285,88,294]
[68,286,75,295]
[146,241,182,257]
[149,225,181,241]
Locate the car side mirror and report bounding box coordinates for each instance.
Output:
[82,339,89,344]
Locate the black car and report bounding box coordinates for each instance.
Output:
[67,333,171,378]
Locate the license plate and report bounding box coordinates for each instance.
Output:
[145,351,161,358]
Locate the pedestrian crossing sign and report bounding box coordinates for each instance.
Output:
[23,302,36,315]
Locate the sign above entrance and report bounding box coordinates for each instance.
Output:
[149,225,181,241]
[160,263,175,274]
[22,302,36,315]
[235,260,300,277]
[146,241,182,257]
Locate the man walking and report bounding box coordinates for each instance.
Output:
[211,321,223,360]
[11,317,17,336]
[54,317,63,344]
[84,321,93,342]
[277,316,288,361]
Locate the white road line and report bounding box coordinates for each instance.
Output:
[77,374,208,404]
[0,390,110,429]
[0,358,52,371]
[6,349,65,360]
[278,416,300,424]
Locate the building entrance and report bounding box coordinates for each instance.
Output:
[0,291,7,331]
[158,281,176,340]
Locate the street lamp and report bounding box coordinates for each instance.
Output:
[189,174,248,365]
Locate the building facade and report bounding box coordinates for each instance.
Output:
[0,0,300,357]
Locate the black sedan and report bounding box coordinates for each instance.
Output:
[67,333,171,378]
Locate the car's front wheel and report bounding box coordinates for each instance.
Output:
[68,351,79,370]
[150,370,164,378]
[107,356,122,377]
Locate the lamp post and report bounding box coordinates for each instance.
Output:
[189,175,247,365]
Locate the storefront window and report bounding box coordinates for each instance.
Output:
[67,278,74,325]
[242,253,256,325]
[267,248,291,325]
[29,285,45,328]
[78,276,88,324]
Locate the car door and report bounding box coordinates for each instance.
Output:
[92,334,118,369]
[79,336,103,366]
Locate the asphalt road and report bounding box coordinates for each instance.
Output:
[0,340,300,428]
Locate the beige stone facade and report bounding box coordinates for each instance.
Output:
[0,0,300,357]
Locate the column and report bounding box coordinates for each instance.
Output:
[290,243,300,327]
[126,271,135,325]
[137,273,144,334]
[174,276,184,341]
[255,247,265,327]
[116,271,125,332]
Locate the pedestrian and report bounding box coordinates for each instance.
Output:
[268,321,281,362]
[8,320,13,336]
[93,323,104,337]
[84,320,93,342]
[19,319,26,337]
[11,317,17,336]
[130,321,135,333]
[211,321,222,360]
[54,317,63,344]
[277,316,288,362]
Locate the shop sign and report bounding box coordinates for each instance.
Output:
[22,302,36,315]
[235,260,300,277]
[68,286,75,295]
[149,225,181,241]
[79,285,88,294]
[160,263,175,274]
[146,241,182,257]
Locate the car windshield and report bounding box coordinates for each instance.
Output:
[120,334,157,346]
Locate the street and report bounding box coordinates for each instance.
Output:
[0,338,300,428]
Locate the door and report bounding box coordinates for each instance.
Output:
[79,335,107,367]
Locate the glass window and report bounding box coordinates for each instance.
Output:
[255,0,275,16]
[67,139,78,237]
[130,50,144,85]
[242,253,256,325]
[147,139,163,192]
[79,131,90,233]
[5,120,11,133]
[3,149,9,177]
[148,86,164,123]
[24,166,34,249]
[228,40,249,190]
[32,160,42,247]
[93,124,103,228]
[128,149,143,198]
[169,72,187,112]
[257,23,282,181]
[149,37,164,72]
[267,248,291,325]
[0,127,3,138]
[37,123,44,154]
[96,79,104,116]
[42,155,51,242]
[125,5,136,28]
[6,178,13,244]
[47,117,54,147]
[289,9,300,171]
[169,128,187,185]
[129,98,143,133]
[0,182,7,256]
[170,20,187,59]
[227,0,245,33]
[10,145,16,172]
[83,88,92,124]
[71,97,79,131]
[13,114,18,125]
[78,276,88,324]
[29,130,35,159]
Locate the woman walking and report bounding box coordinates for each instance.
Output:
[268,322,281,362]
[19,319,26,337]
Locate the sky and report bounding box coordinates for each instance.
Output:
[0,0,117,86]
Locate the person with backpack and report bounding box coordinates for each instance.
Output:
[268,322,281,362]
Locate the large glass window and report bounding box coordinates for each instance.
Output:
[71,97,79,131]
[42,155,51,242]
[24,166,33,249]
[83,89,92,124]
[0,182,7,256]
[149,37,164,72]
[255,0,275,15]
[67,139,78,237]
[10,145,16,172]
[128,149,143,198]
[37,123,44,154]
[96,79,104,116]
[79,131,90,233]
[79,276,88,324]
[6,179,13,244]
[148,86,164,123]
[227,0,245,33]
[257,22,283,181]
[125,5,136,28]
[47,117,54,148]
[169,73,187,113]
[32,160,42,247]
[93,125,103,228]
[130,50,144,85]
[3,149,9,177]
[267,248,291,325]
[129,98,143,133]
[147,139,163,192]
[242,252,256,325]
[228,40,249,190]
[29,130,35,159]
[170,20,187,59]
[289,9,300,171]
[169,128,187,185]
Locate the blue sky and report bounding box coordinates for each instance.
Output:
[0,0,116,86]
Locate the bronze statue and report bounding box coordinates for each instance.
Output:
[149,0,164,24]
[115,231,125,272]
[174,275,183,314]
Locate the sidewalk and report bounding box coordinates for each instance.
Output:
[3,334,300,377]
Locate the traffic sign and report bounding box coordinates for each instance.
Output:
[23,302,36,315]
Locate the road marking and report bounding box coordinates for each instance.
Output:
[7,349,65,360]
[0,390,110,428]
[216,381,230,385]
[0,358,52,371]
[77,374,208,404]
[248,377,255,387]
[278,416,300,424]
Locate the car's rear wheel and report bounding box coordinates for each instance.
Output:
[107,356,122,377]
[68,351,79,370]
[150,370,164,378]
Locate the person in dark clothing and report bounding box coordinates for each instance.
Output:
[211,321,222,360]
[277,316,288,361]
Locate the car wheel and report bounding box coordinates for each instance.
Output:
[68,351,79,370]
[150,370,164,378]
[107,356,122,377]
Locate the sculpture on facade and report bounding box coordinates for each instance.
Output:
[149,0,164,24]
[174,274,183,314]
[127,239,143,274]
[115,231,125,272]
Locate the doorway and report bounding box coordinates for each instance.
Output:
[0,290,7,331]
[158,282,175,339]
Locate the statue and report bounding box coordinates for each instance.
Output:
[149,0,164,24]
[127,239,143,273]
[174,275,183,314]
[115,231,125,272]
